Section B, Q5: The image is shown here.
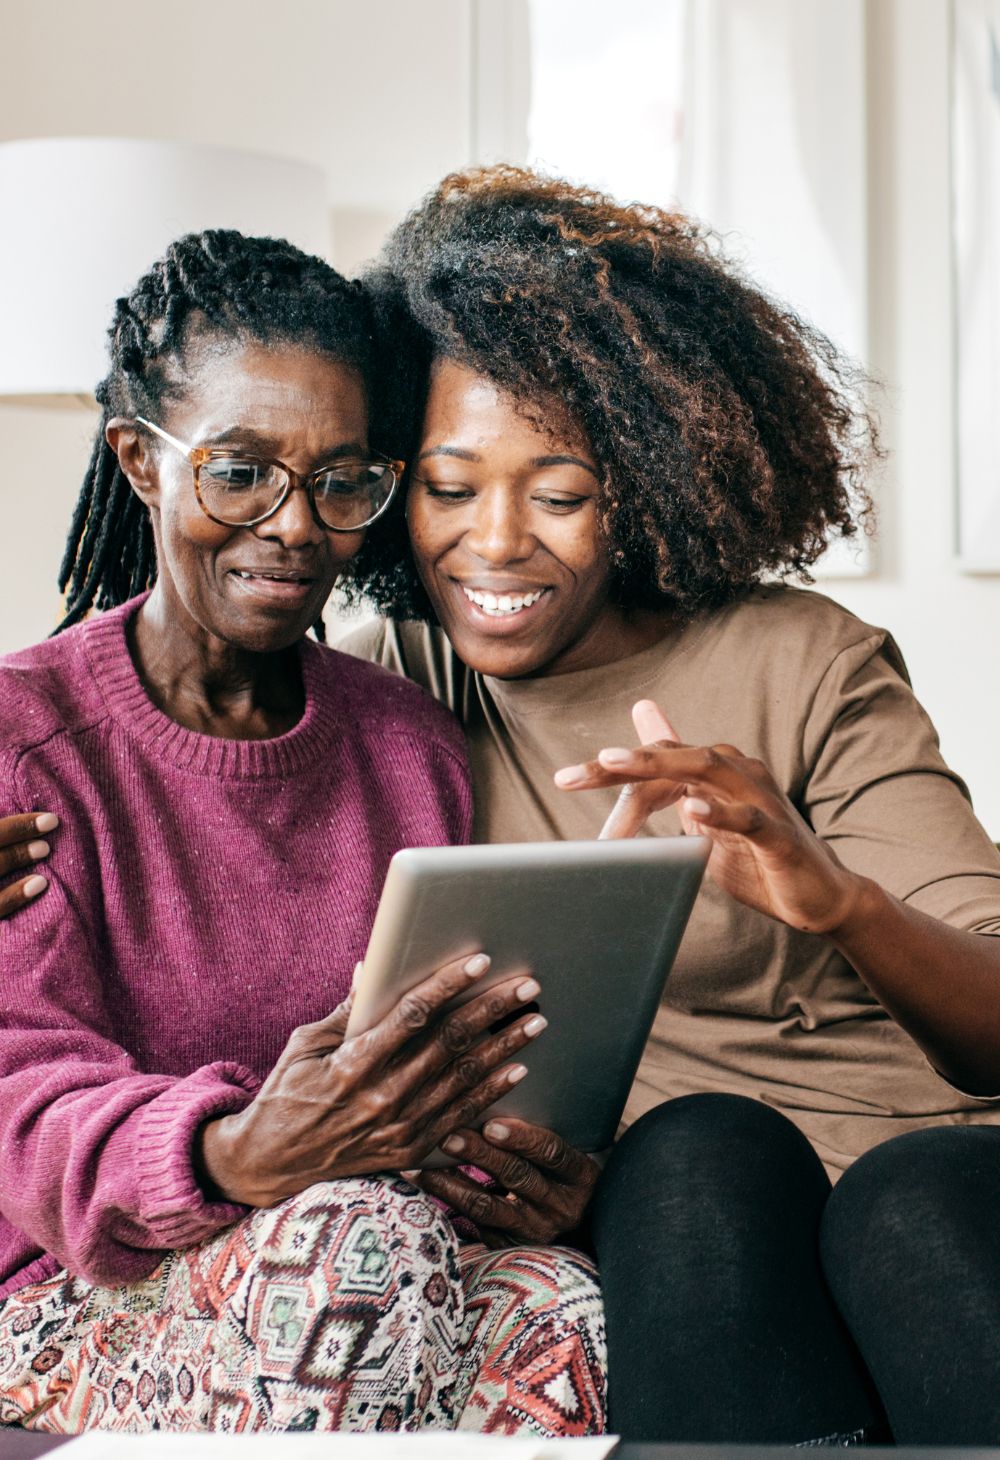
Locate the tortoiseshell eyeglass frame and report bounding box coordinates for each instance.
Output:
[134,416,403,533]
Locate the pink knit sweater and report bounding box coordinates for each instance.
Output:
[0,597,471,1299]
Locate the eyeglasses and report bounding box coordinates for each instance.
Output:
[134,417,402,533]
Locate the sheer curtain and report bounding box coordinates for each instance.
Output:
[484,0,871,574]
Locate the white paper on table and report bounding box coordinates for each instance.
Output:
[61,1432,619,1459]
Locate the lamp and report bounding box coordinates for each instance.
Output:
[0,137,330,407]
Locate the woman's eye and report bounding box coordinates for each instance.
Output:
[535,495,587,511]
[420,482,474,501]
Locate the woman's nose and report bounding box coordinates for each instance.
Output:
[254,483,324,549]
[464,493,533,564]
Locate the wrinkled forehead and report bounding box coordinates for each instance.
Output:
[157,339,370,458]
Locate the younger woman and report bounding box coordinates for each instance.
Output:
[337,167,1000,1444]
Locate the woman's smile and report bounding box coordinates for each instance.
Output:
[228,563,320,606]
[408,360,671,679]
[452,579,553,629]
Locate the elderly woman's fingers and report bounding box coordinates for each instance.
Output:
[420,1121,599,1244]
[206,960,546,1204]
[344,952,492,1069]
[354,961,545,1096]
[417,1167,529,1235]
[417,1058,532,1159]
[370,1056,531,1173]
[411,1005,546,1127]
[417,1158,586,1245]
[393,971,542,1085]
[479,1117,597,1185]
[437,1127,551,1201]
[0,874,49,920]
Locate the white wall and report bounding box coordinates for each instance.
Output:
[0,0,474,653]
[827,0,1000,832]
[3,0,1000,830]
[4,0,471,226]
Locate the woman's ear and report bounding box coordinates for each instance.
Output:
[105,417,160,508]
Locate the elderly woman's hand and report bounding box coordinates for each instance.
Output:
[0,814,58,919]
[198,953,548,1208]
[416,1121,599,1247]
[555,699,864,937]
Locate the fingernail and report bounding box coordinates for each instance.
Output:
[506,1064,528,1084]
[34,814,59,834]
[517,978,540,1001]
[598,747,633,766]
[484,1121,510,1142]
[524,1014,548,1037]
[441,1134,465,1154]
[463,953,490,977]
[554,765,587,787]
[23,876,47,898]
[27,841,49,861]
[685,797,712,818]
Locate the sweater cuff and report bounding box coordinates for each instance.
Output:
[130,1062,261,1248]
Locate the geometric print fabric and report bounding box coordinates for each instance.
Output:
[0,1175,606,1436]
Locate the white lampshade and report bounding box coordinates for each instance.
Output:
[0,137,330,405]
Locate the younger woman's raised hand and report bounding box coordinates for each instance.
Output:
[555,699,863,937]
[197,952,548,1208]
[0,814,58,919]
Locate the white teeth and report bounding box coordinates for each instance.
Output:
[461,586,545,616]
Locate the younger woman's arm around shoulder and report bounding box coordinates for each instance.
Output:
[0,812,58,918]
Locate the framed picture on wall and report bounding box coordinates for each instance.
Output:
[953,0,1000,570]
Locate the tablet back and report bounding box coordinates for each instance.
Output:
[349,838,709,1154]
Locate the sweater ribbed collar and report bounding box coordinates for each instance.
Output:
[82,595,341,778]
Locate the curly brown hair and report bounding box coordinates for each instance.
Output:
[350,165,879,620]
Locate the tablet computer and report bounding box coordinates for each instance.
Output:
[347,837,708,1158]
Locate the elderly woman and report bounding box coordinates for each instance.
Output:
[0,229,605,1436]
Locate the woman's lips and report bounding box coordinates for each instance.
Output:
[229,569,316,605]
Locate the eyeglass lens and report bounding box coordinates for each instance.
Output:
[197,459,396,530]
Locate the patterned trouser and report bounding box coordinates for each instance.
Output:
[0,1176,605,1436]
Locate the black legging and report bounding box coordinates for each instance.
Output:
[590,1093,881,1443]
[821,1124,1000,1445]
